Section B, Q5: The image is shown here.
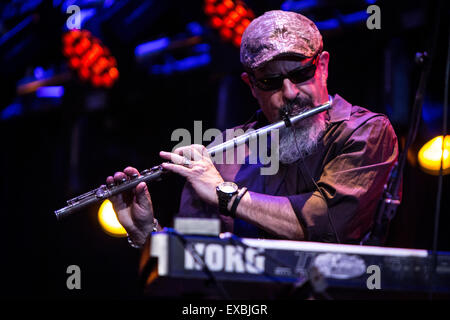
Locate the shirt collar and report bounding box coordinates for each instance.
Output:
[327,93,352,123]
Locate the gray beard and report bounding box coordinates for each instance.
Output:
[278,105,327,164]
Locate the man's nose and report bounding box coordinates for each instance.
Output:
[281,78,300,101]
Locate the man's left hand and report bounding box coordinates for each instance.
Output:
[160,144,224,206]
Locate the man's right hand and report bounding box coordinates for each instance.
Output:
[106,166,155,247]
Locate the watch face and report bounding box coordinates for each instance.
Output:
[219,182,238,194]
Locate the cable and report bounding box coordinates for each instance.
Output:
[166,228,231,299]
[429,21,450,301]
[224,233,293,275]
[171,228,331,299]
[169,228,299,298]
[300,158,341,244]
[222,232,333,299]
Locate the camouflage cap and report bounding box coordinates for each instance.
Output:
[240,10,323,70]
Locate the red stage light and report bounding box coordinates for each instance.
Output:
[69,57,81,68]
[108,67,119,80]
[223,17,236,28]
[241,18,251,27]
[220,28,233,40]
[62,29,119,88]
[92,56,109,75]
[229,10,240,21]
[83,44,103,68]
[204,0,254,48]
[92,75,102,87]
[63,33,75,46]
[223,0,234,9]
[102,74,114,88]
[108,56,117,66]
[234,24,245,36]
[235,5,246,16]
[63,46,74,57]
[232,35,242,47]
[79,67,90,80]
[216,4,228,16]
[74,37,91,56]
[204,4,215,15]
[211,16,223,28]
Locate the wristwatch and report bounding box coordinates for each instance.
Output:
[216,182,239,216]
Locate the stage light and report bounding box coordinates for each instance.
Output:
[62,29,119,88]
[79,67,90,80]
[211,16,223,28]
[234,24,245,35]
[223,0,234,9]
[186,21,205,36]
[315,18,340,31]
[34,66,45,79]
[102,74,113,87]
[151,53,211,75]
[36,86,64,98]
[235,5,247,16]
[92,75,102,87]
[135,37,170,58]
[74,37,91,56]
[204,4,215,15]
[1,103,23,120]
[229,10,240,22]
[341,10,369,25]
[232,35,242,47]
[108,67,119,80]
[98,200,127,237]
[216,4,227,16]
[241,18,250,27]
[418,135,450,175]
[91,56,109,75]
[203,0,255,47]
[69,57,81,68]
[281,0,318,12]
[220,27,233,40]
[224,17,236,28]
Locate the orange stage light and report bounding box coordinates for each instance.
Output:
[418,135,450,175]
[98,200,127,237]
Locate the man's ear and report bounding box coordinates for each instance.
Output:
[241,72,257,98]
[318,51,329,86]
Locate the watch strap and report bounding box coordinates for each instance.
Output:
[229,187,248,218]
[218,191,232,215]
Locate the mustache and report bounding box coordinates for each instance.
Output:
[278,95,314,120]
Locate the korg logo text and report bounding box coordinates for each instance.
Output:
[184,243,265,274]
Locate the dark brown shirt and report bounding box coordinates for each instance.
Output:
[177,94,399,244]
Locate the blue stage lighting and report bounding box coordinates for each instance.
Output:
[316,18,340,30]
[281,0,318,12]
[36,86,65,98]
[135,37,170,58]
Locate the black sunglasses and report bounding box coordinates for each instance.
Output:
[250,54,320,92]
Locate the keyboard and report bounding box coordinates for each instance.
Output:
[140,229,450,299]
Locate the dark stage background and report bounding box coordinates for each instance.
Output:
[0,0,449,299]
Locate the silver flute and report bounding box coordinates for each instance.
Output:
[54,100,332,220]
